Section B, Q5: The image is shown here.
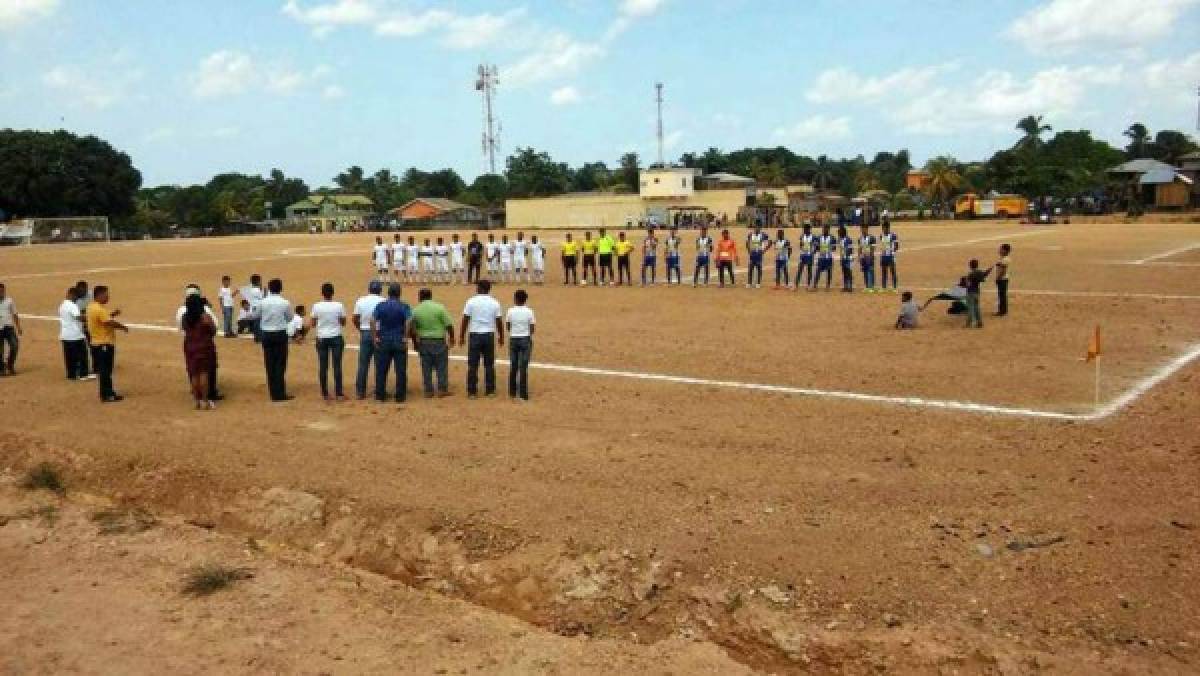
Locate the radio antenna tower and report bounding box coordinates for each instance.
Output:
[655,82,665,167]
[475,65,500,174]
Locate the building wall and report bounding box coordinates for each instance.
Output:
[1156,183,1190,208]
[505,189,750,230]
[639,168,696,198]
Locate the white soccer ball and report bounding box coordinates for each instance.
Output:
[580,280,588,286]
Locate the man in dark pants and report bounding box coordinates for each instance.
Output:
[409,287,455,398]
[466,233,484,284]
[994,243,1011,316]
[0,283,21,376]
[372,282,411,402]
[257,278,294,401]
[352,280,385,399]
[84,285,129,402]
[505,289,536,400]
[74,280,93,375]
[458,279,504,398]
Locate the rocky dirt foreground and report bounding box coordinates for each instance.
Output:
[3,438,1195,675]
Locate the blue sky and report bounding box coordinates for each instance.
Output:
[2,0,1198,187]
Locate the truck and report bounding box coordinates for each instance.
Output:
[954,193,1028,219]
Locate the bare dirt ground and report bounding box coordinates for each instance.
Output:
[2,220,1199,673]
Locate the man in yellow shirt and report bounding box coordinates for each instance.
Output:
[597,228,616,286]
[615,231,635,286]
[85,285,129,402]
[580,231,598,285]
[561,233,579,285]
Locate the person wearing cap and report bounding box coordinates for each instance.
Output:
[352,279,386,399]
[175,284,223,400]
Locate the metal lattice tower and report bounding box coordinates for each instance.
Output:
[655,82,664,167]
[475,65,500,174]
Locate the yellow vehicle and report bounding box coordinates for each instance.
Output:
[954,193,1028,219]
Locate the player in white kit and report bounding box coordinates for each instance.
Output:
[530,235,546,284]
[513,232,529,283]
[485,234,500,277]
[450,233,466,285]
[391,234,405,281]
[420,238,436,282]
[405,236,420,282]
[498,235,514,282]
[434,237,451,284]
[372,236,390,281]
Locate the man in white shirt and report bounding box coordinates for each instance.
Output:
[485,234,499,276]
[504,289,536,400]
[59,286,93,381]
[391,234,405,281]
[405,237,420,282]
[458,279,504,398]
[498,235,514,282]
[434,237,451,284]
[450,234,466,283]
[240,274,265,343]
[420,238,436,282]
[258,278,294,401]
[513,232,528,282]
[0,283,21,377]
[218,275,236,337]
[352,280,385,399]
[311,282,348,400]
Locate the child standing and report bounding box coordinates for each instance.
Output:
[218,275,236,337]
[964,259,993,329]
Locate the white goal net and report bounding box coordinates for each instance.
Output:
[23,217,111,244]
[0,219,34,246]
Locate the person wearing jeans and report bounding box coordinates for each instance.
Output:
[0,283,21,376]
[84,285,129,401]
[352,280,385,399]
[409,288,455,398]
[994,243,1011,317]
[311,282,347,401]
[505,289,536,400]
[459,279,504,398]
[964,259,993,329]
[219,275,236,338]
[372,282,411,402]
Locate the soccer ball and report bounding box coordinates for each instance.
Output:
[581,280,588,286]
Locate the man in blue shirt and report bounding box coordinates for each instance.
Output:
[372,282,412,402]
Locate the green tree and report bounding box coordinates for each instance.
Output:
[618,152,641,193]
[811,155,835,190]
[262,169,310,218]
[459,173,508,206]
[1015,115,1052,150]
[570,162,610,192]
[333,166,366,193]
[1151,130,1199,164]
[923,156,963,205]
[1124,123,1152,159]
[424,169,466,198]
[505,147,571,197]
[0,129,141,218]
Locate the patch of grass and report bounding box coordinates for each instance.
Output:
[0,504,59,527]
[91,506,157,535]
[182,563,254,597]
[20,463,65,495]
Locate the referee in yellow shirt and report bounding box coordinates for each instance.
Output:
[561,233,580,285]
[597,228,616,286]
[580,231,598,285]
[615,231,635,286]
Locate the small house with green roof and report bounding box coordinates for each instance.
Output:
[285,194,375,231]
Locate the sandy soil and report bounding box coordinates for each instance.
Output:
[2,221,1199,673]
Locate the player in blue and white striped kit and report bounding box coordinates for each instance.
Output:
[772,229,792,289]
[810,224,836,291]
[794,224,816,291]
[880,221,900,292]
[838,226,855,292]
[858,224,877,293]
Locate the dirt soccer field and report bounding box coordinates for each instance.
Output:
[2,221,1199,673]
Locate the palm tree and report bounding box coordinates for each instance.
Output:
[854,167,881,193]
[1016,115,1051,150]
[811,155,835,190]
[1124,123,1151,159]
[924,157,963,207]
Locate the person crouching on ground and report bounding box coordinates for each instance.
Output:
[921,277,969,315]
[181,294,218,410]
[895,291,920,329]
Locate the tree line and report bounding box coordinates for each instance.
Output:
[1,119,1195,232]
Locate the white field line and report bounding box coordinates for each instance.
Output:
[21,315,1200,422]
[911,287,1200,301]
[1128,242,1200,265]
[2,247,363,280]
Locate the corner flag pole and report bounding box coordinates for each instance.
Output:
[1094,353,1101,408]
[1086,325,1102,408]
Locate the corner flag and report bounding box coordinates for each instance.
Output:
[1085,326,1101,363]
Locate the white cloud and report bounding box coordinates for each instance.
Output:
[505,32,605,86]
[375,8,453,37]
[42,64,142,109]
[773,115,852,142]
[1006,0,1199,53]
[619,0,668,16]
[0,0,58,30]
[322,84,346,99]
[806,64,954,104]
[892,65,1123,135]
[1143,50,1200,104]
[191,50,342,99]
[549,85,582,105]
[374,7,526,49]
[282,0,377,36]
[192,50,256,98]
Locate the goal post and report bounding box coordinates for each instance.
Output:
[0,219,34,247]
[23,217,111,244]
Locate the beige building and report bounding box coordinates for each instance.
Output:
[505,168,756,230]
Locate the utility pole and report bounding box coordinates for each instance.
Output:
[475,65,500,175]
[655,82,664,167]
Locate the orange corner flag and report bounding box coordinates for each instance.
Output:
[1085,325,1101,363]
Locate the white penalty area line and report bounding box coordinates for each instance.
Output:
[1,247,363,280]
[1127,242,1200,265]
[22,315,1200,423]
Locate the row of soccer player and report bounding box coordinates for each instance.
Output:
[558,224,900,290]
[372,233,549,285]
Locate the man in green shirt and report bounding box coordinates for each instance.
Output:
[597,228,617,286]
[409,288,456,397]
